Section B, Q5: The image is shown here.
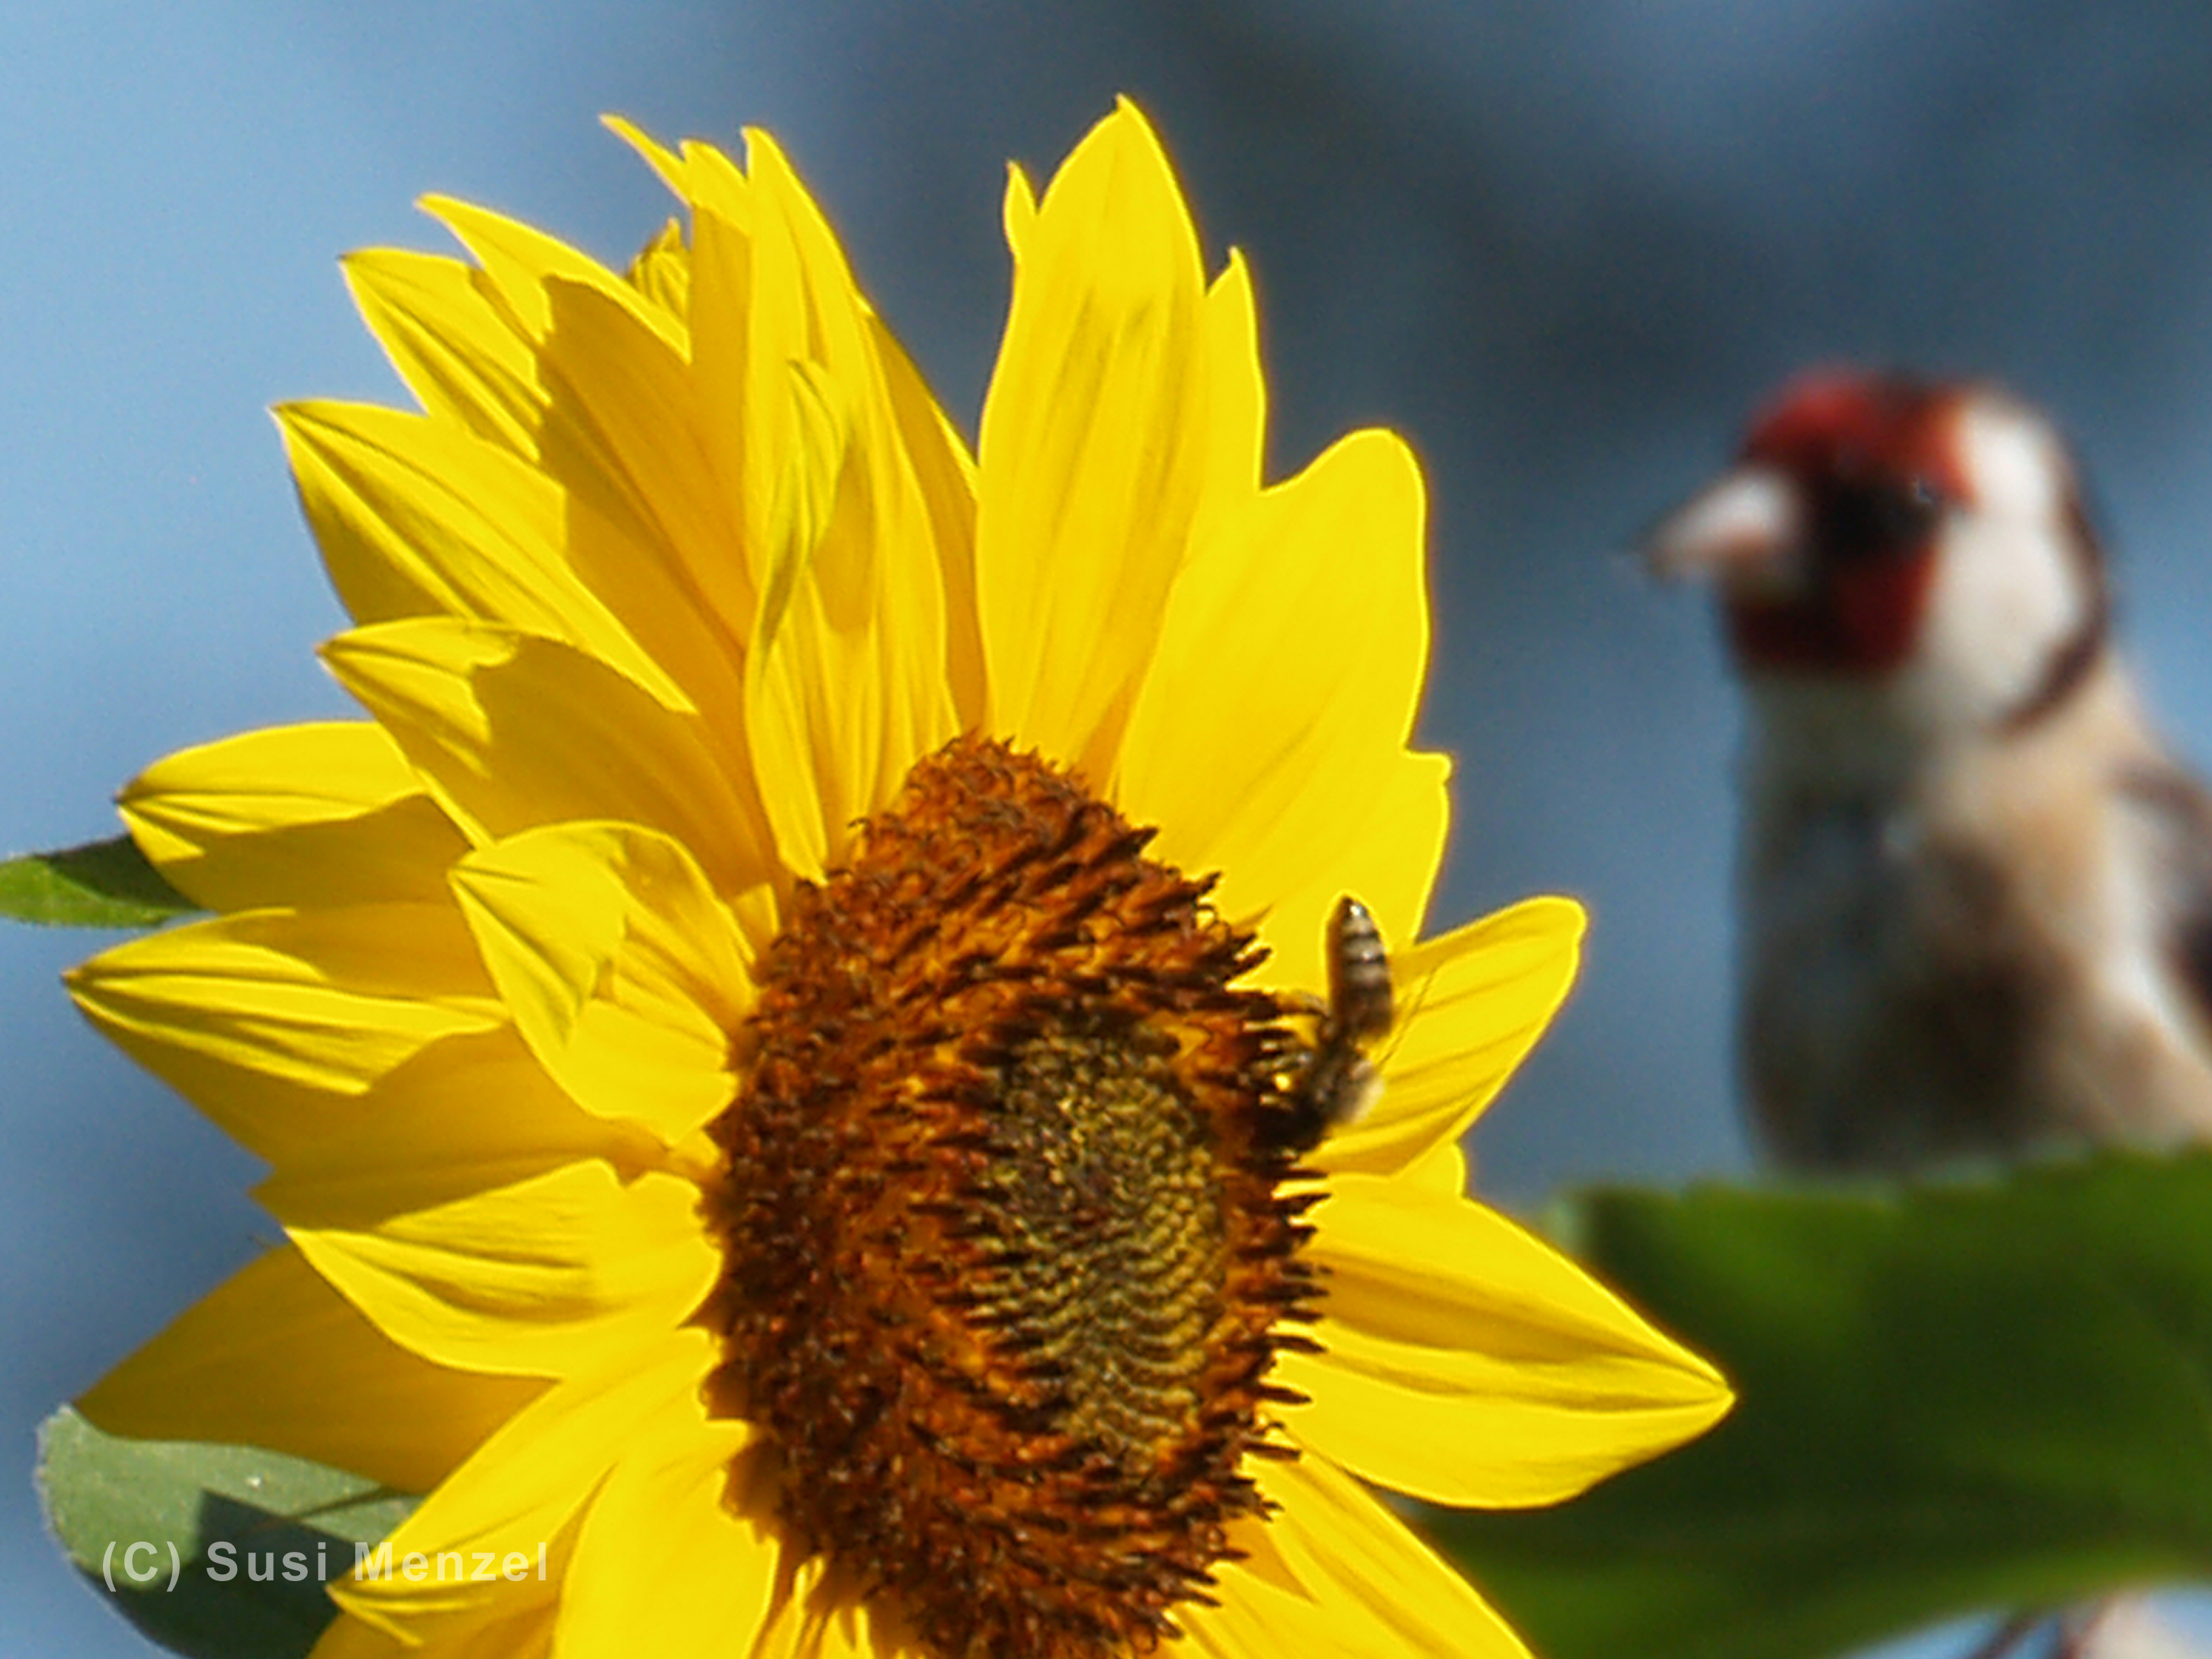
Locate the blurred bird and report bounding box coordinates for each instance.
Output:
[1647,369,2212,1172]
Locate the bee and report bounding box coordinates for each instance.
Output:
[1273,895,1394,1151]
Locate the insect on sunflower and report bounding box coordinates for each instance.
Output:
[66,100,1731,1659]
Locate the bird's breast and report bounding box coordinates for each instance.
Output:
[1740,796,2064,1170]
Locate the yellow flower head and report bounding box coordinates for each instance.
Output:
[68,102,1729,1658]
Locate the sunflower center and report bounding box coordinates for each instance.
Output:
[705,734,1319,1659]
[975,1027,1223,1454]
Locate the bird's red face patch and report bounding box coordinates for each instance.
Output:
[1725,371,1968,676]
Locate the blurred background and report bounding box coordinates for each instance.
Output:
[9,2,2212,1652]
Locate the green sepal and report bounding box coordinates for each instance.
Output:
[37,1407,416,1659]
[0,835,199,927]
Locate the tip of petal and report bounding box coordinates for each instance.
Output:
[740,125,785,176]
[1048,98,1183,223]
[1107,93,1160,140]
[1002,165,1038,259]
[604,114,687,197]
[1525,893,1590,945]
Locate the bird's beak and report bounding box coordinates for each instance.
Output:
[1642,465,1804,597]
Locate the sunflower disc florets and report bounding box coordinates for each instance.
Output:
[707,735,1322,1658]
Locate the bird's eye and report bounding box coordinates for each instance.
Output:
[1889,476,1946,538]
[1822,474,1945,560]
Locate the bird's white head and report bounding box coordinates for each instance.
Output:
[1648,371,2110,779]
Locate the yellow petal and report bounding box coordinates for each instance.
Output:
[65,903,500,1163]
[279,400,688,710]
[286,355,754,733]
[602,115,691,197]
[1199,251,1265,509]
[254,1026,659,1223]
[527,268,753,658]
[1277,1174,1732,1507]
[736,131,958,876]
[1118,430,1431,984]
[626,218,691,319]
[1179,1530,1371,1659]
[120,721,468,912]
[1001,163,1037,261]
[738,130,884,594]
[1394,1132,1471,1197]
[422,195,687,358]
[672,163,757,601]
[976,101,1208,783]
[874,316,983,731]
[554,1383,778,1658]
[321,618,777,909]
[1201,748,1453,1004]
[308,1613,405,1659]
[78,1244,543,1495]
[602,116,753,231]
[449,823,751,1145]
[738,357,870,880]
[290,1160,716,1379]
[336,1330,712,1647]
[1313,897,1584,1181]
[342,247,543,459]
[422,192,764,678]
[1290,746,1452,981]
[745,1561,906,1659]
[312,1605,556,1659]
[1248,1448,1531,1659]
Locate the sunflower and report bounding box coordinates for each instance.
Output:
[66,102,1728,1659]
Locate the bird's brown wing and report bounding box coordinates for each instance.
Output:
[2118,760,2212,1040]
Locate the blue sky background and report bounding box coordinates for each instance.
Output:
[9,3,2212,1652]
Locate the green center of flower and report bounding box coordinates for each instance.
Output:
[972,1028,1225,1455]
[704,735,1320,1659]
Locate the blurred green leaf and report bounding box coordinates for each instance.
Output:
[37,1407,415,1659]
[0,836,197,927]
[1434,1152,2212,1659]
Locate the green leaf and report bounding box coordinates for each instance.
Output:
[0,835,199,927]
[37,1407,417,1659]
[1433,1152,2212,1659]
